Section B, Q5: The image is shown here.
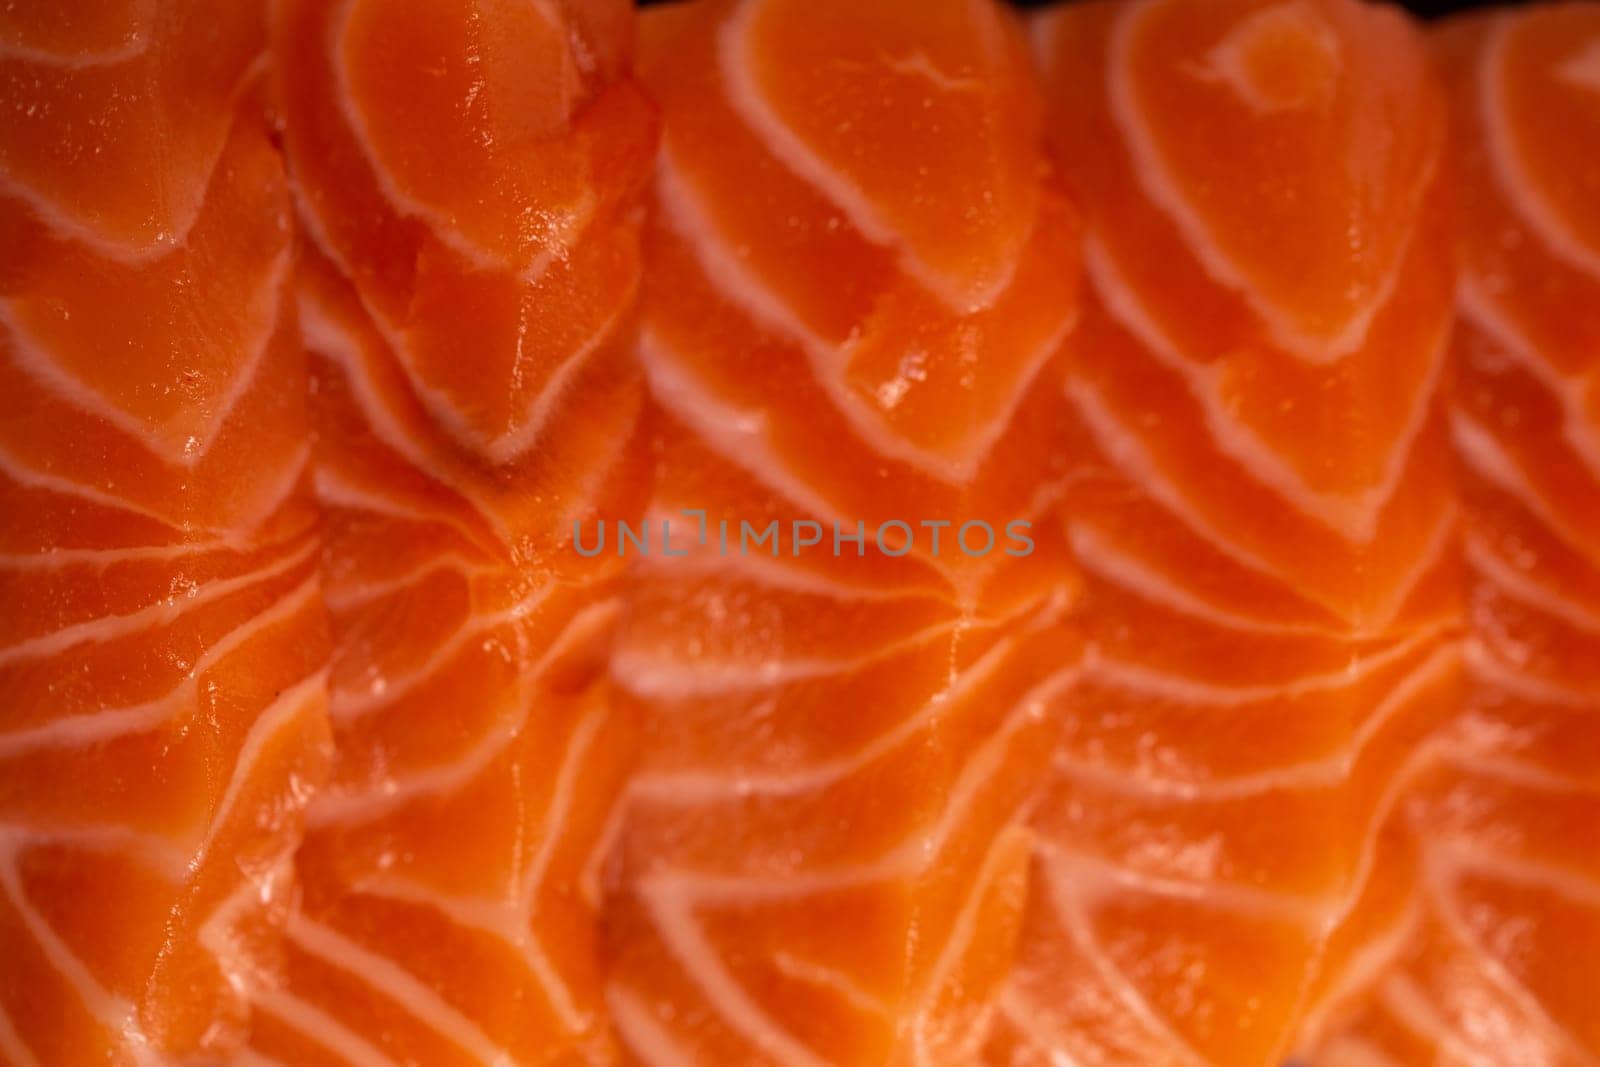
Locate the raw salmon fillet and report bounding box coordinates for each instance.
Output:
[0,0,332,1061]
[1297,7,1600,1063]
[245,1,656,1063]
[604,0,1081,1062]
[989,3,1461,1064]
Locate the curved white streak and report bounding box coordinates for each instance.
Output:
[286,914,516,1067]
[1457,273,1600,481]
[629,622,1067,803]
[773,952,888,1019]
[1034,848,1214,1067]
[313,598,616,826]
[0,999,39,1067]
[1067,520,1330,636]
[607,985,703,1067]
[1466,533,1600,637]
[638,326,846,525]
[329,583,553,720]
[0,539,316,668]
[1464,638,1597,708]
[1424,846,1600,1067]
[1084,235,1449,542]
[323,556,488,615]
[0,51,263,266]
[653,150,1057,484]
[1375,974,1501,1067]
[1080,620,1443,709]
[1106,1,1431,363]
[479,268,635,466]
[1452,411,1600,567]
[298,288,508,546]
[0,244,291,468]
[252,986,401,1067]
[1068,373,1439,628]
[1480,13,1600,284]
[641,873,830,1067]
[716,0,1022,313]
[188,669,326,871]
[0,847,136,1034]
[350,871,589,1033]
[327,0,591,280]
[312,468,489,563]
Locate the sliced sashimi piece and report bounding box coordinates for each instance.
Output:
[991,3,1461,1065]
[248,0,656,1063]
[0,2,331,1061]
[1296,8,1600,1063]
[606,1,1082,1063]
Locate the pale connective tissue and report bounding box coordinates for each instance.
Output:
[573,509,1035,559]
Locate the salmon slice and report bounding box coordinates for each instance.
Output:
[605,1,1081,1063]
[1296,8,1600,1063]
[0,1,332,1062]
[987,4,1461,1065]
[245,1,656,1063]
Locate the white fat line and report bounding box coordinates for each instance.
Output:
[1078,624,1446,709]
[606,985,704,1067]
[0,845,139,1039]
[0,243,291,468]
[252,986,401,1067]
[626,603,1068,803]
[1452,412,1600,569]
[1481,13,1600,284]
[1464,638,1599,707]
[716,0,1023,313]
[186,669,328,879]
[326,0,593,282]
[640,870,830,1067]
[772,952,889,1020]
[652,150,1067,484]
[0,538,237,572]
[479,262,638,466]
[311,465,494,561]
[297,288,509,546]
[1375,973,1502,1067]
[0,538,317,669]
[1424,848,1600,1067]
[0,24,151,68]
[909,826,1030,1062]
[996,987,1093,1067]
[1036,837,1332,928]
[1466,533,1600,637]
[322,555,490,615]
[1106,0,1435,362]
[631,519,952,604]
[1444,747,1600,798]
[611,610,960,701]
[0,590,333,767]
[1055,639,1459,803]
[1034,845,1214,1067]
[286,914,516,1066]
[0,445,185,535]
[1066,374,1369,626]
[345,872,589,1034]
[1067,520,1334,636]
[1433,838,1600,914]
[1457,273,1600,482]
[329,581,556,720]
[0,997,40,1067]
[1083,234,1450,543]
[313,597,617,826]
[0,63,253,266]
[1292,901,1423,1054]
